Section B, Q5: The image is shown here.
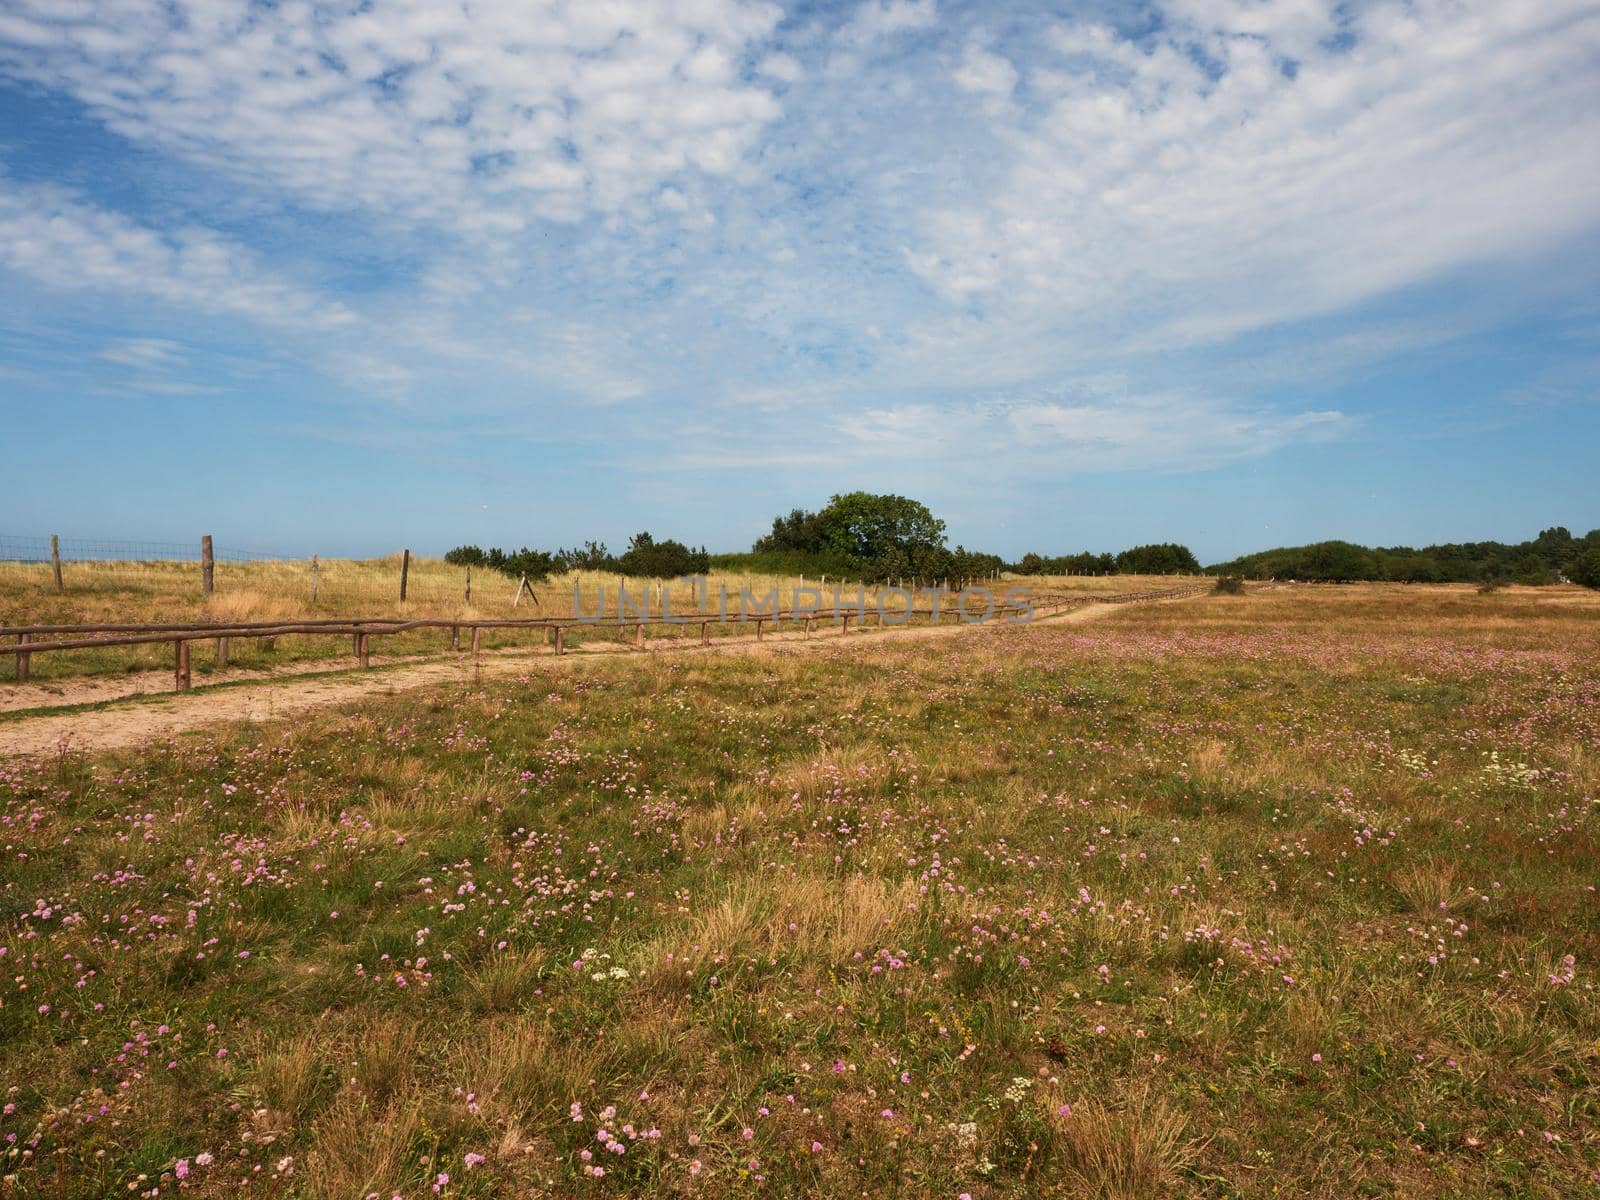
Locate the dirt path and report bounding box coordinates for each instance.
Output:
[0,597,1153,758]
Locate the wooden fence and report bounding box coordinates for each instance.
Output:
[2,585,1213,691]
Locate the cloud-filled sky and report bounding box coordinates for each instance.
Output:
[1,0,1597,562]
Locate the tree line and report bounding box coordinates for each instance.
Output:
[1206,527,1600,585]
[445,532,709,582]
[447,493,1205,588]
[446,499,1600,591]
[1008,543,1202,576]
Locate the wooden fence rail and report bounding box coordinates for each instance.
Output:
[3,585,1212,691]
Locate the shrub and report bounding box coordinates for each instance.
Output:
[1213,575,1245,595]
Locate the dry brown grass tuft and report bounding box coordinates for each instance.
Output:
[300,1095,422,1200]
[252,1029,333,1123]
[349,1015,422,1106]
[1057,1087,1200,1199]
[457,1022,591,1125]
[641,872,919,987]
[467,948,550,1014]
[1390,859,1461,914]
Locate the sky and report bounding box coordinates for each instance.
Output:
[1,0,1597,565]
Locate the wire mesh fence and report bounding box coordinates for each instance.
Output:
[0,535,282,563]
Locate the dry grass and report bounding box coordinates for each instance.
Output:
[350,1016,423,1107]
[252,1030,334,1124]
[0,555,835,627]
[1103,580,1600,650]
[467,948,551,1014]
[1057,1087,1201,1199]
[299,1095,423,1200]
[1390,860,1462,915]
[641,872,920,986]
[0,555,1148,683]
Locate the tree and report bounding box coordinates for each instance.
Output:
[1568,548,1600,590]
[753,508,825,554]
[812,492,947,565]
[751,493,956,583]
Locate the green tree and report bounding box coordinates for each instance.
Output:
[1567,548,1600,590]
[813,492,947,565]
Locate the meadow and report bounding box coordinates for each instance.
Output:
[1,583,1596,1197]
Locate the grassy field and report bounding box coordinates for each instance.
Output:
[0,558,1185,685]
[2,584,1595,1197]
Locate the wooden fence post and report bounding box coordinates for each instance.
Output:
[756,619,764,642]
[465,566,471,604]
[51,535,63,593]
[700,620,709,645]
[470,626,482,656]
[310,555,319,603]
[635,623,645,649]
[357,633,370,668]
[175,640,191,691]
[450,624,460,650]
[399,549,411,601]
[216,637,229,667]
[554,626,565,655]
[16,633,28,683]
[200,535,214,597]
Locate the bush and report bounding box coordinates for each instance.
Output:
[444,545,489,567]
[1213,575,1245,595]
[613,532,709,579]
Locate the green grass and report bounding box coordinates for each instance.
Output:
[1,589,1597,1197]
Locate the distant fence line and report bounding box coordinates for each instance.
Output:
[3,586,1212,691]
[0,534,283,564]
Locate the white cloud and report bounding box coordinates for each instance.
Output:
[0,0,1596,485]
[0,178,353,330]
[758,52,804,82]
[99,337,185,369]
[827,389,1348,473]
[837,0,940,50]
[953,42,1017,101]
[0,0,786,238]
[913,0,1600,350]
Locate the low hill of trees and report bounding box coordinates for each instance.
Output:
[1008,543,1202,576]
[1206,527,1600,584]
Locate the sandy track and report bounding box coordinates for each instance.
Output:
[0,598,1141,758]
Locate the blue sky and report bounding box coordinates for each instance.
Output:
[1,0,1597,564]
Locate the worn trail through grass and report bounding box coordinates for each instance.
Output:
[0,595,1130,758]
